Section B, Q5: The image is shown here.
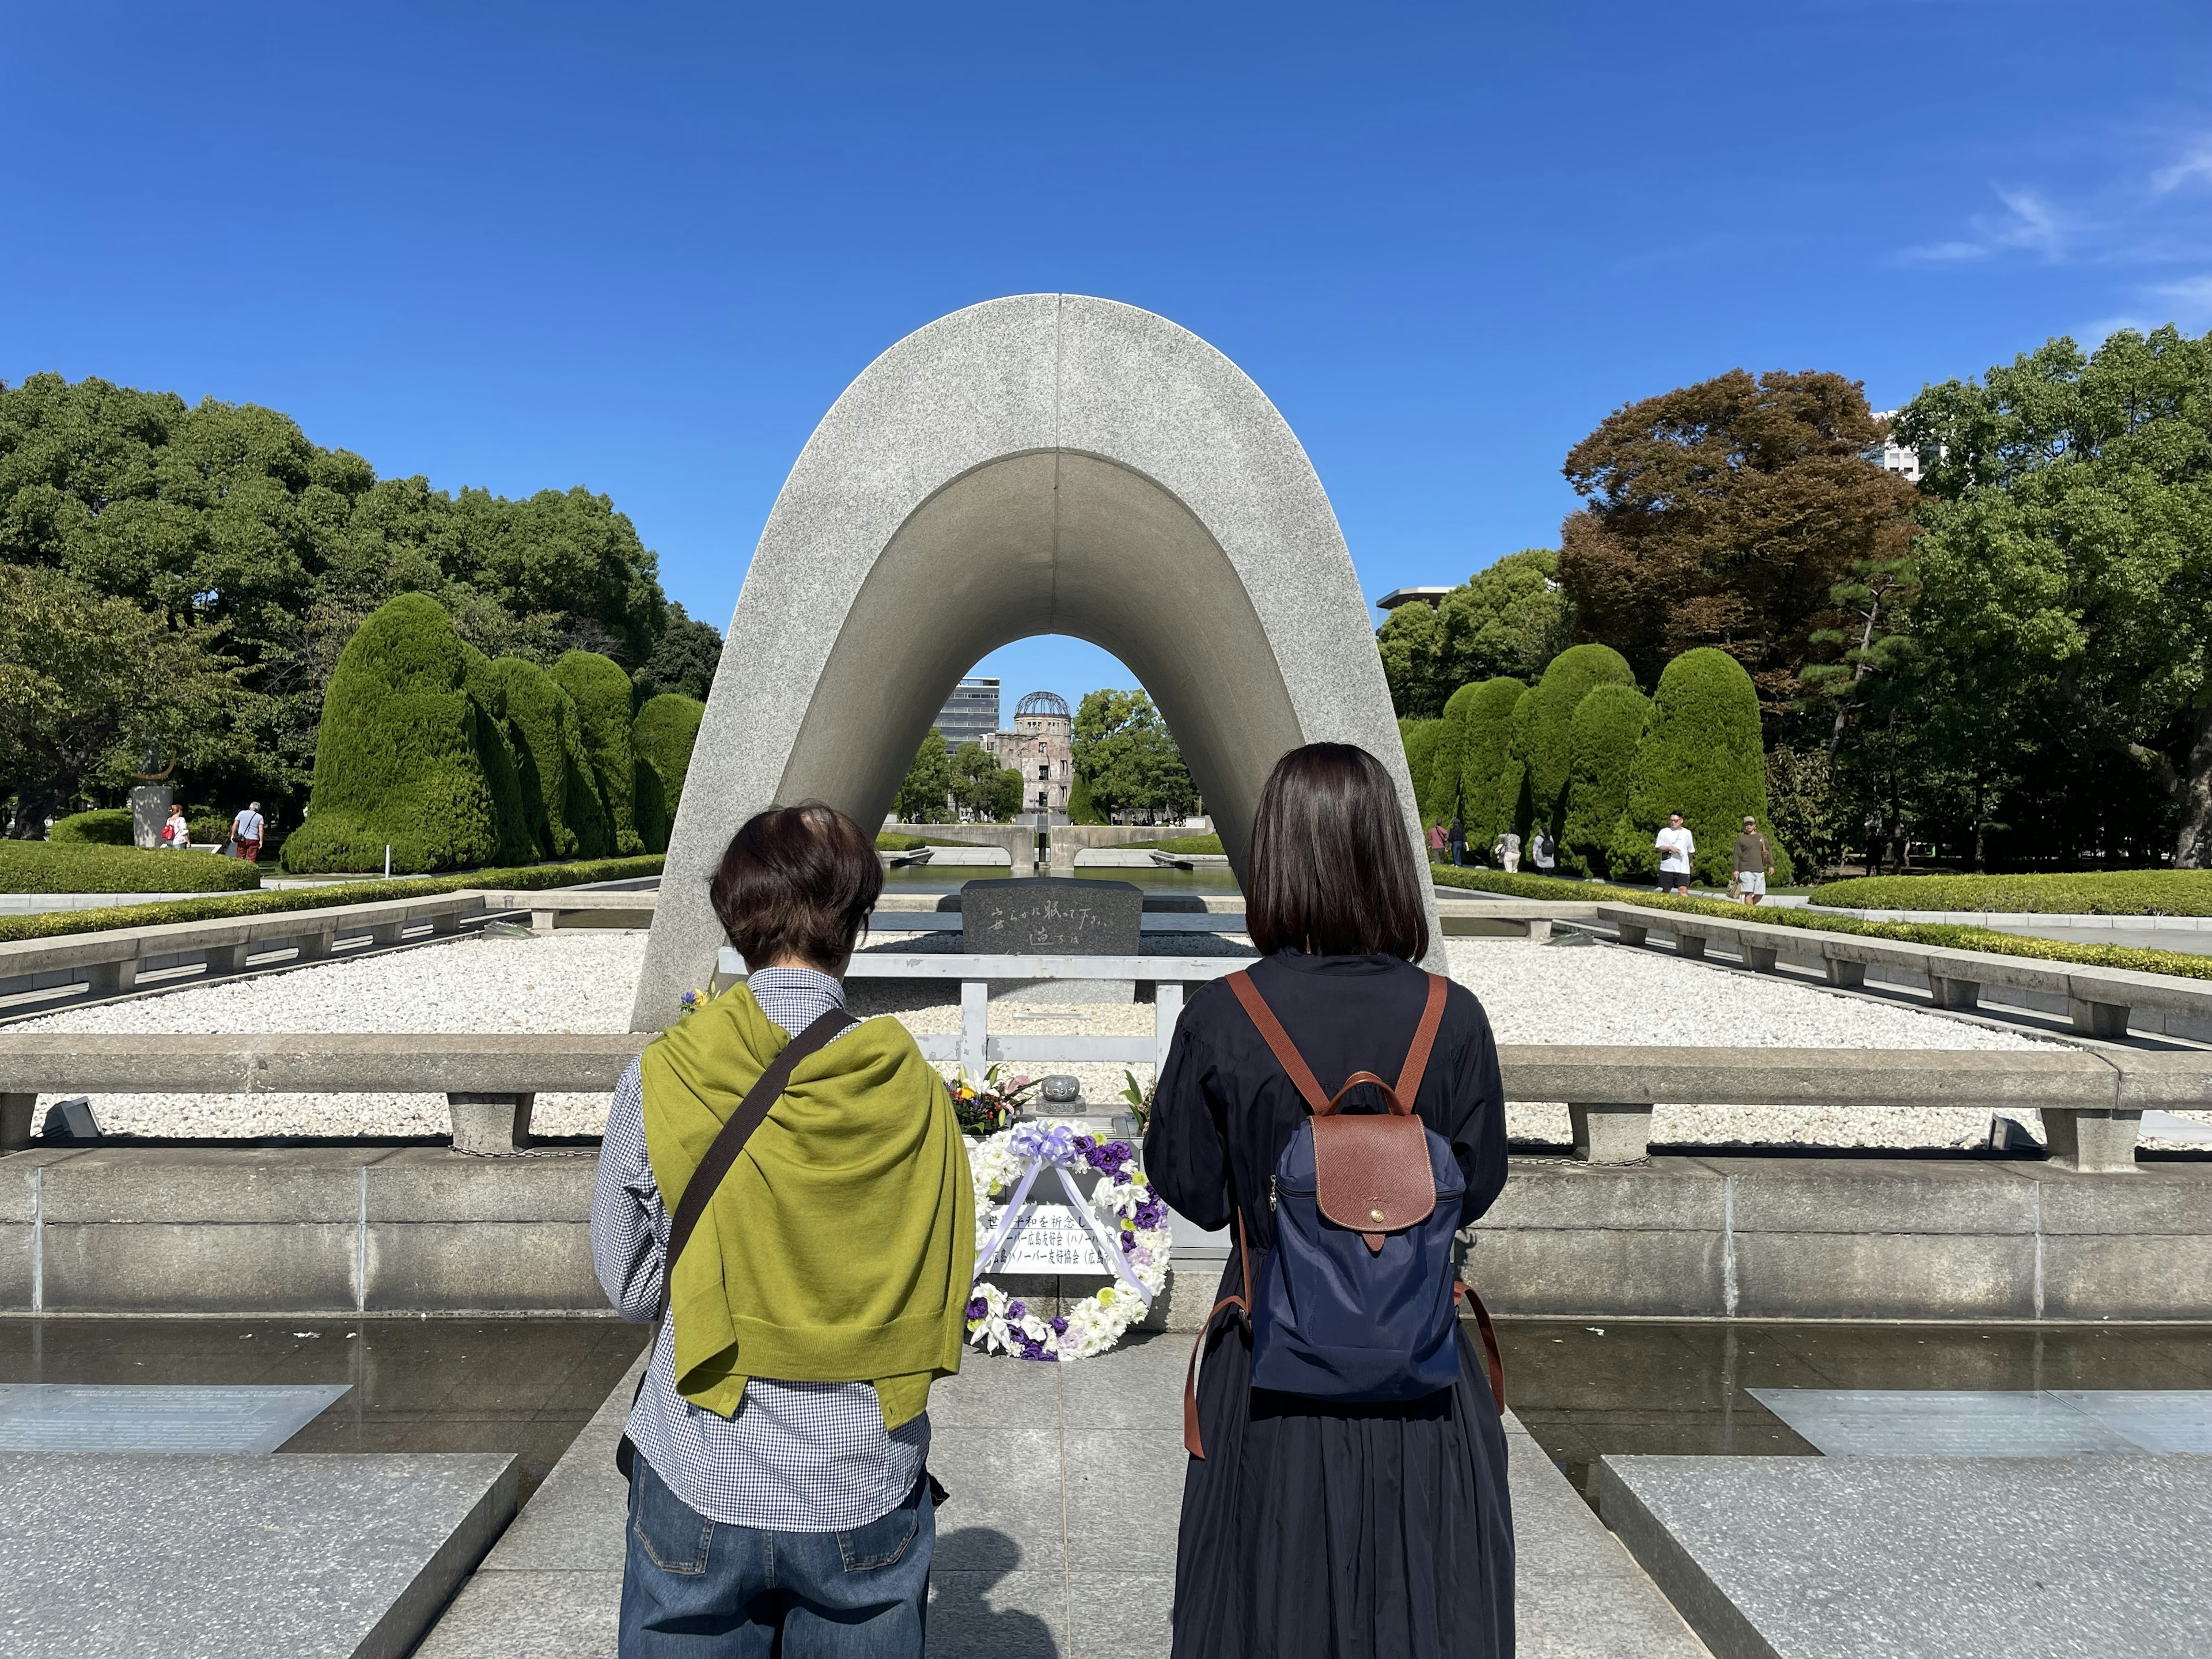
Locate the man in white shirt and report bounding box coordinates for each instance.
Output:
[230,801,266,864]
[1653,811,1694,895]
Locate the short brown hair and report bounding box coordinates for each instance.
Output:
[1246,744,1428,961]
[710,802,883,971]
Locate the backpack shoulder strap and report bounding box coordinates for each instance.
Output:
[1393,974,1449,1105]
[1227,970,1328,1113]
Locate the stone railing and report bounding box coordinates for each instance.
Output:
[1596,902,2212,1040]
[4,1027,2197,1172]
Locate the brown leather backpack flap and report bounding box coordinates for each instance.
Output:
[1310,1112,1437,1252]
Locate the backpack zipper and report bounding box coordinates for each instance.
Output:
[1269,1174,1278,1211]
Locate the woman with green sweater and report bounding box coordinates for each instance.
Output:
[590,802,975,1656]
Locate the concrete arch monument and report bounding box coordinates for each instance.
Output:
[634,294,1439,1027]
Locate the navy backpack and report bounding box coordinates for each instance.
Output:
[1183,969,1505,1455]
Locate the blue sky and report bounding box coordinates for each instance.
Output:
[7,2,2210,716]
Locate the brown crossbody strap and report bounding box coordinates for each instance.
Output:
[1227,968,1448,1115]
[617,1003,859,1481]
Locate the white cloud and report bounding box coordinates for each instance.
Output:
[2151,145,2212,195]
[1902,187,2070,263]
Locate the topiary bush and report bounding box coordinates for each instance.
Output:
[632,694,705,842]
[0,842,260,893]
[1510,643,1636,835]
[1454,678,1527,847]
[280,593,514,875]
[1402,718,1446,825]
[1807,869,2212,916]
[461,651,542,868]
[1429,863,1636,902]
[1560,683,1651,877]
[1608,647,1790,888]
[480,655,608,861]
[1425,685,1481,823]
[554,649,644,856]
[48,809,137,846]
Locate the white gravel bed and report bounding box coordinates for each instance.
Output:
[18,930,2207,1153]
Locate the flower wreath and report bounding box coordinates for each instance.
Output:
[964,1119,1173,1361]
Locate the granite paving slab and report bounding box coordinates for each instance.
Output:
[0,1382,349,1452]
[2054,1389,2212,1453]
[1600,1452,2212,1659]
[1752,1387,2212,1456]
[419,1332,1713,1657]
[0,1450,517,1659]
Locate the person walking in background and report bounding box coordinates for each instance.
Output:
[1147,744,1514,1658]
[1447,815,1467,866]
[590,803,974,1657]
[1428,821,1448,862]
[1654,810,1694,895]
[1529,828,1554,874]
[1493,828,1521,873]
[1734,816,1774,907]
[160,805,190,850]
[229,801,266,863]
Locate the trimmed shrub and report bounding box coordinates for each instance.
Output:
[49,809,136,846]
[1807,870,2212,916]
[481,656,608,861]
[0,841,260,893]
[1455,678,1527,847]
[1429,864,1637,902]
[1511,644,1635,834]
[554,650,643,855]
[1560,684,1651,877]
[1425,684,1481,822]
[461,651,542,868]
[1067,771,1106,825]
[1609,648,1790,888]
[1120,833,1225,855]
[1401,718,1446,825]
[633,694,705,842]
[280,594,515,875]
[0,855,664,944]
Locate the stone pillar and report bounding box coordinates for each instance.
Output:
[85,959,139,997]
[1673,933,1707,960]
[1824,958,1866,988]
[2043,1108,2141,1175]
[2068,998,2130,1039]
[1929,975,1980,1012]
[1744,945,1779,972]
[369,922,405,948]
[128,785,172,849]
[0,1093,35,1153]
[448,1093,535,1154]
[1570,1103,1654,1164]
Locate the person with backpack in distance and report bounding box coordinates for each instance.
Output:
[1145,743,1513,1659]
[589,802,974,1657]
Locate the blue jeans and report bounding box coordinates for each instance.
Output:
[620,1455,933,1658]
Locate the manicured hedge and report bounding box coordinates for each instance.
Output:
[482,654,609,861]
[1613,891,2212,983]
[1426,683,1483,824]
[281,594,512,874]
[1402,718,1446,825]
[1611,647,1789,888]
[554,650,646,855]
[1807,870,2212,916]
[1560,683,1649,878]
[1429,863,1641,902]
[1513,645,1635,835]
[48,809,137,846]
[0,840,262,893]
[633,694,706,823]
[1455,678,1527,847]
[462,650,544,869]
[1119,833,1225,855]
[0,855,664,944]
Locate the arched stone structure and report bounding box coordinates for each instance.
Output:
[634,294,1438,1028]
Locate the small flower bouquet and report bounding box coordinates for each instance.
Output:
[946,1064,1038,1138]
[1119,1069,1156,1135]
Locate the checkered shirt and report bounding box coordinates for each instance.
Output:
[589,967,926,1531]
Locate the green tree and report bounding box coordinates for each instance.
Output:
[481,656,608,859]
[0,563,249,831]
[279,594,517,873]
[1559,369,1919,720]
[1071,690,1196,821]
[1891,326,2212,865]
[1560,683,1650,876]
[1066,770,1105,825]
[632,600,723,702]
[1376,549,1574,718]
[552,650,645,855]
[1510,643,1635,835]
[897,729,953,823]
[1455,678,1528,847]
[633,694,706,825]
[1609,647,1789,887]
[950,740,1027,822]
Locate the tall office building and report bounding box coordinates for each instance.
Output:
[934,677,1001,749]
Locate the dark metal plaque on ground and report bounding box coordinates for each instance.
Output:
[0,1384,350,1452]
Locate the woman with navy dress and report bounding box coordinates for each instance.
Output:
[1145,743,1515,1659]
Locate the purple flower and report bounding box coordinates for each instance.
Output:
[1006,1300,1025,1320]
[966,1297,987,1320]
[1050,1316,1069,1334]
[1132,1197,1168,1229]
[1120,1232,1139,1253]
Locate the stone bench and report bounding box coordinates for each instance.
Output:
[0,891,494,1001]
[1596,903,2212,1040]
[2,1030,2191,1172]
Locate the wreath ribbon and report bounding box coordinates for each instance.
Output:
[976,1154,1154,1308]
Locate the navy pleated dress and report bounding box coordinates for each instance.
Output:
[1145,950,1514,1659]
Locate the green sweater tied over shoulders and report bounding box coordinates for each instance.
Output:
[641,986,975,1430]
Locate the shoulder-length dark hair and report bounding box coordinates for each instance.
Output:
[1246,743,1428,961]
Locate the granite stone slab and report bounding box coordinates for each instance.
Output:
[1600,1452,2212,1659]
[0,1450,517,1659]
[1748,1388,2147,1457]
[2053,1389,2212,1454]
[0,1382,349,1452]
